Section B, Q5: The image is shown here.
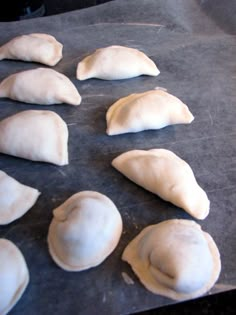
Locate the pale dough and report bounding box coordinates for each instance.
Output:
[0,68,81,106]
[77,45,160,80]
[106,90,194,135]
[0,110,69,166]
[48,191,123,271]
[0,239,29,315]
[0,33,63,66]
[0,170,40,225]
[122,219,221,300]
[112,149,210,219]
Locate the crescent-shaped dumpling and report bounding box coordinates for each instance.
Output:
[0,239,29,315]
[0,33,63,66]
[122,219,221,301]
[76,45,160,80]
[106,90,194,135]
[48,191,123,271]
[0,110,69,166]
[0,68,81,106]
[112,149,210,219]
[0,170,40,225]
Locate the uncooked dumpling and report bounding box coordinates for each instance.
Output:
[48,191,123,271]
[0,33,63,66]
[112,149,210,219]
[106,90,194,135]
[0,239,29,315]
[76,45,160,80]
[122,219,221,300]
[0,110,68,166]
[0,170,40,225]
[0,68,81,106]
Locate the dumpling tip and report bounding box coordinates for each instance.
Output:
[153,67,160,76]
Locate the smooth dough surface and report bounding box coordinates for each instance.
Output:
[122,219,221,301]
[0,33,63,66]
[0,170,40,225]
[76,45,160,80]
[0,110,69,166]
[0,239,29,315]
[0,68,81,106]
[48,191,123,271]
[106,90,194,135]
[112,149,210,219]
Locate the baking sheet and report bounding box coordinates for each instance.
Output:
[0,0,236,314]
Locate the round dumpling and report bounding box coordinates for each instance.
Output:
[48,191,123,271]
[0,239,29,315]
[122,219,221,300]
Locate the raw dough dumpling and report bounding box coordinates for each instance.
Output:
[112,149,210,219]
[106,90,194,135]
[122,219,221,301]
[0,33,63,66]
[0,68,81,106]
[76,45,160,80]
[0,170,40,225]
[48,191,123,271]
[0,110,68,166]
[0,239,29,315]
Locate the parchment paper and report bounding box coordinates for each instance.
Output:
[0,0,235,314]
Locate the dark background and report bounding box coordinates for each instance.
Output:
[45,0,114,16]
